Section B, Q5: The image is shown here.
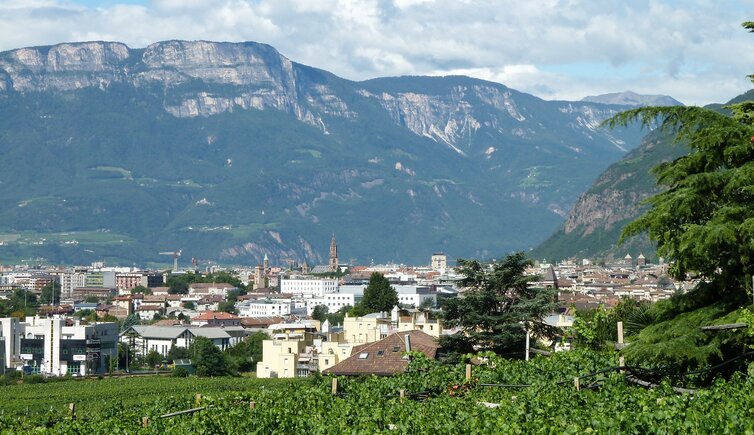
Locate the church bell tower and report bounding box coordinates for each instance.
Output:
[329,234,338,272]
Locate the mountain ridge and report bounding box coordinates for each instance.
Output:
[533,90,752,262]
[0,39,652,266]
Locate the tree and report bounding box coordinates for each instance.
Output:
[182,301,196,310]
[131,285,152,295]
[218,301,236,314]
[84,296,100,303]
[190,336,233,376]
[358,272,398,314]
[606,37,754,296]
[0,289,37,317]
[39,282,61,305]
[121,313,140,331]
[167,345,190,362]
[224,331,268,372]
[326,306,351,326]
[440,252,557,355]
[145,349,162,368]
[311,305,329,322]
[203,271,245,291]
[167,277,189,295]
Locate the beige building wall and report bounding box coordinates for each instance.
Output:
[319,341,356,372]
[256,338,305,378]
[342,314,390,344]
[397,318,442,338]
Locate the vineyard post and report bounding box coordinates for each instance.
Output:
[619,356,625,374]
[249,401,256,410]
[573,377,580,391]
[142,417,149,428]
[195,393,202,406]
[617,321,624,346]
[68,403,76,420]
[400,389,405,401]
[465,364,472,381]
[331,378,338,395]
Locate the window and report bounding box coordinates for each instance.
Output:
[392,346,400,352]
[377,350,385,357]
[359,352,369,359]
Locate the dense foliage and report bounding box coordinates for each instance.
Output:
[606,58,754,294]
[440,252,557,355]
[351,272,398,316]
[1,350,753,433]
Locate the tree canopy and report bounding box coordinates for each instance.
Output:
[190,336,233,376]
[440,252,557,355]
[39,282,61,305]
[606,32,754,295]
[354,272,398,315]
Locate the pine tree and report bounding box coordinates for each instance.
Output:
[607,23,754,295]
[440,252,557,355]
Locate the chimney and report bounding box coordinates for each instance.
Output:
[404,334,411,353]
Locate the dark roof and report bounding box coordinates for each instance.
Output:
[323,330,439,376]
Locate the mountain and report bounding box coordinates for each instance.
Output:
[533,90,753,262]
[0,40,647,266]
[581,91,683,107]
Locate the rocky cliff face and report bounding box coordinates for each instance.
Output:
[0,41,354,130]
[533,132,689,261]
[0,41,637,153]
[0,40,657,265]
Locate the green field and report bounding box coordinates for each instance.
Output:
[1,351,754,433]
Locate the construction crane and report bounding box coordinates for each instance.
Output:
[159,250,182,272]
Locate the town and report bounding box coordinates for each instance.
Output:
[0,233,690,379]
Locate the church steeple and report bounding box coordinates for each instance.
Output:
[329,233,338,272]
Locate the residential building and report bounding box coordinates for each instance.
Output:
[237,299,292,318]
[256,338,306,378]
[305,292,359,316]
[72,287,116,301]
[280,277,338,297]
[188,283,237,298]
[136,305,165,320]
[85,271,116,289]
[342,313,391,344]
[324,330,439,376]
[121,325,245,358]
[191,311,242,327]
[60,272,86,301]
[431,252,447,274]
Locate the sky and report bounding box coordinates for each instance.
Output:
[1,0,753,105]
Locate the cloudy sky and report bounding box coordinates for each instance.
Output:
[1,0,752,105]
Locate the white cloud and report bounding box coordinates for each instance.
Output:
[0,0,752,105]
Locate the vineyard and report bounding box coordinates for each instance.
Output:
[1,350,754,433]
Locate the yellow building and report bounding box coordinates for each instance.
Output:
[342,313,391,344]
[256,338,306,378]
[396,309,443,338]
[257,310,443,378]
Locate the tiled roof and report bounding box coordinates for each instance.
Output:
[137,305,164,311]
[189,283,236,289]
[193,311,240,321]
[324,330,439,376]
[239,317,283,327]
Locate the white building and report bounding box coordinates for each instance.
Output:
[0,316,118,376]
[237,299,292,318]
[60,272,87,301]
[431,253,448,274]
[305,292,359,316]
[120,325,247,358]
[394,285,437,308]
[280,277,338,297]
